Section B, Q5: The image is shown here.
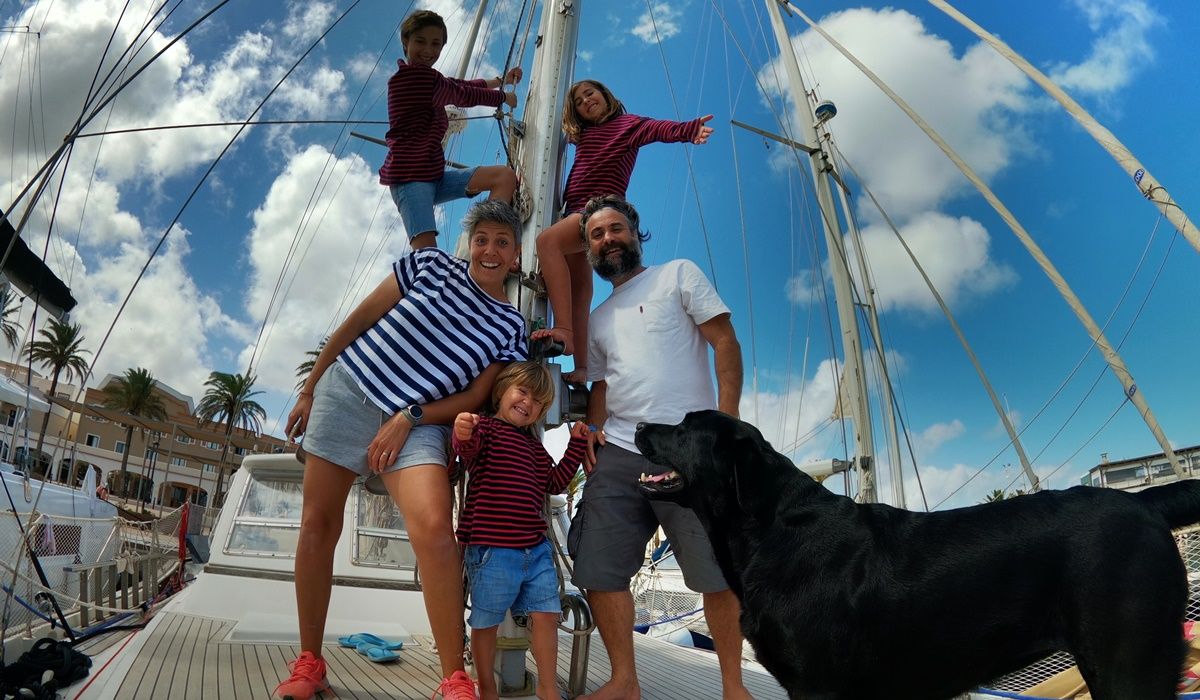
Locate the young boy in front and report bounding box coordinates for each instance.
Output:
[452,362,589,700]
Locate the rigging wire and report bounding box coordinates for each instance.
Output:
[935,216,1172,507]
[84,1,357,385]
[709,0,854,463]
[0,0,230,275]
[998,219,1178,496]
[243,1,409,380]
[640,0,718,288]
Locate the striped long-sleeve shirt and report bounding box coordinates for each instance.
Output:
[379,60,505,185]
[561,113,703,213]
[454,416,587,548]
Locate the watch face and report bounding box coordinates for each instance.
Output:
[409,405,423,420]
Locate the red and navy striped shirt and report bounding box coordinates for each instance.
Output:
[379,60,504,185]
[561,113,702,213]
[454,416,587,548]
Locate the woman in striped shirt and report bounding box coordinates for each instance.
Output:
[531,80,713,383]
[276,200,528,700]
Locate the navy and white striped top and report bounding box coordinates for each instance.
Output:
[338,248,528,415]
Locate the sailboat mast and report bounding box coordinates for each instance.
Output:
[509,1,580,324]
[765,0,877,502]
[453,0,490,80]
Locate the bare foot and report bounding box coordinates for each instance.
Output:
[579,679,640,700]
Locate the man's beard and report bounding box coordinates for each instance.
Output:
[589,242,642,280]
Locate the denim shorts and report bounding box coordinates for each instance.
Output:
[389,167,479,239]
[465,540,561,629]
[303,361,451,476]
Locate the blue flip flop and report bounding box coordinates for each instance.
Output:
[337,633,404,650]
[357,643,401,663]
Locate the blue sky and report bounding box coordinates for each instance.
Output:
[0,0,1196,508]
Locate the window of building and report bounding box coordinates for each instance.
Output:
[176,435,194,445]
[115,441,126,455]
[203,463,217,473]
[171,457,187,467]
[233,446,246,456]
[5,410,15,427]
[202,440,221,450]
[85,434,100,448]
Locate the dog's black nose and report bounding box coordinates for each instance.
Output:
[636,422,647,432]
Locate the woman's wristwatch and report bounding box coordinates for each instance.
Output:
[400,405,424,426]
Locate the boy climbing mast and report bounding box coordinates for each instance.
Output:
[382,9,523,249]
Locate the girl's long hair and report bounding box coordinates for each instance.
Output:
[562,80,625,142]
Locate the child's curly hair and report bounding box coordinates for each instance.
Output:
[491,362,556,424]
[562,80,625,142]
[401,10,448,49]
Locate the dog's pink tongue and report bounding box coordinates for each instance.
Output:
[644,471,673,483]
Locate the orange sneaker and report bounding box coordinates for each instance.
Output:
[432,670,478,700]
[274,651,330,700]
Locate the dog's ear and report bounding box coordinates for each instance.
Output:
[714,419,776,516]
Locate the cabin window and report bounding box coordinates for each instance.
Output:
[225,475,303,558]
[352,488,417,576]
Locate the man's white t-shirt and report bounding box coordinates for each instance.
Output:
[586,260,730,453]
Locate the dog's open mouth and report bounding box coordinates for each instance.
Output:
[638,469,684,495]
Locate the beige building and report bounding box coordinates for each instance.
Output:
[0,361,292,507]
[1082,444,1200,492]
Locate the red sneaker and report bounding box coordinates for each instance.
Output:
[432,670,478,700]
[274,651,330,700]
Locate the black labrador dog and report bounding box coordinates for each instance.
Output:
[634,410,1200,700]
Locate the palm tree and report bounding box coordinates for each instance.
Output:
[196,371,266,506]
[103,367,167,498]
[25,319,90,479]
[0,287,22,350]
[294,337,327,390]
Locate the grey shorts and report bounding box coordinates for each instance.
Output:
[567,443,729,593]
[303,361,451,476]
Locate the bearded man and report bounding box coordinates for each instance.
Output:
[566,195,750,700]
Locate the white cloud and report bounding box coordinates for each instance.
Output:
[759,8,1033,223]
[912,419,965,456]
[1049,0,1162,95]
[236,145,408,394]
[849,211,1017,314]
[756,8,1031,321]
[282,1,338,42]
[632,2,684,44]
[67,228,239,396]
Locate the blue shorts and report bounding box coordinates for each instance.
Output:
[389,167,479,239]
[464,540,561,629]
[303,361,451,476]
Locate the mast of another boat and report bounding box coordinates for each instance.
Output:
[764,0,878,503]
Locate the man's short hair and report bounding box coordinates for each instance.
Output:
[462,199,521,243]
[579,196,651,244]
